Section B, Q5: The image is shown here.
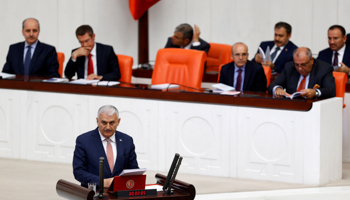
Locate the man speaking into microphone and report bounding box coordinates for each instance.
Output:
[73,105,139,188]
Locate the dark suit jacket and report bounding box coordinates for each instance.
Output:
[317,46,350,69]
[2,41,60,77]
[65,43,121,81]
[252,40,298,73]
[267,59,336,98]
[164,37,210,54]
[73,128,139,188]
[219,60,267,92]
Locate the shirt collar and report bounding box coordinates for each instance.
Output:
[90,43,97,56]
[25,40,38,48]
[183,40,193,49]
[336,44,346,56]
[272,44,285,51]
[234,64,246,71]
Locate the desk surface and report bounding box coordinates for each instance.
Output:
[0,76,317,111]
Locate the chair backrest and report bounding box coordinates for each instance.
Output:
[152,48,207,89]
[217,64,225,83]
[333,71,348,108]
[206,43,232,72]
[262,66,272,87]
[57,52,65,78]
[116,54,133,83]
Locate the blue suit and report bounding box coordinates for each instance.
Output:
[164,37,210,54]
[267,59,336,98]
[219,60,267,92]
[64,43,121,81]
[2,41,60,77]
[317,46,350,70]
[73,128,139,188]
[252,40,298,73]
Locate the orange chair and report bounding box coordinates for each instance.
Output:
[57,52,65,78]
[116,54,133,83]
[206,43,233,73]
[333,71,348,108]
[217,64,225,83]
[263,66,271,87]
[152,48,207,89]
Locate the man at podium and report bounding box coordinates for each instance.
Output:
[73,105,139,188]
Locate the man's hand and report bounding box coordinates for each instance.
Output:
[300,89,317,99]
[193,24,200,43]
[104,177,113,188]
[335,62,350,74]
[261,61,275,69]
[254,53,263,64]
[274,87,288,98]
[71,47,92,60]
[86,74,103,80]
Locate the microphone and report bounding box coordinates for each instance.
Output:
[165,83,213,93]
[99,157,104,198]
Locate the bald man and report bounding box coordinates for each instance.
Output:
[219,42,267,92]
[2,18,60,77]
[268,47,335,99]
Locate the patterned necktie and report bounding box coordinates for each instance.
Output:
[270,47,281,61]
[88,54,94,75]
[333,51,339,66]
[106,138,114,172]
[236,69,242,91]
[24,46,32,75]
[297,76,306,92]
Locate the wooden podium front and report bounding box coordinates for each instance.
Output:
[56,173,195,200]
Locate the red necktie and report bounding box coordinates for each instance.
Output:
[297,76,306,92]
[87,54,94,75]
[106,138,114,172]
[236,69,242,91]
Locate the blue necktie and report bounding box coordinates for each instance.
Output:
[24,46,32,75]
[270,47,280,61]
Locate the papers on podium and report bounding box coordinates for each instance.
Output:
[42,78,69,83]
[212,83,240,95]
[150,84,179,90]
[119,168,147,176]
[285,92,303,99]
[69,79,100,85]
[0,72,15,79]
[92,81,120,86]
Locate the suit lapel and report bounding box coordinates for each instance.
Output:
[18,42,25,74]
[91,128,111,173]
[342,46,350,65]
[114,131,125,176]
[243,63,251,91]
[226,63,235,87]
[290,69,301,93]
[307,61,318,88]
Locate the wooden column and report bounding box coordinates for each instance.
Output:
[138,10,149,64]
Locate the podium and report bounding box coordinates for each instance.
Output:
[56,173,195,200]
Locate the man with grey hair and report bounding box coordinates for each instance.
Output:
[164,23,210,54]
[2,18,60,77]
[219,42,267,92]
[268,47,335,99]
[73,105,139,188]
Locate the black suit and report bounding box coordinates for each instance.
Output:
[219,60,267,92]
[267,59,336,98]
[317,46,350,70]
[164,37,210,54]
[65,43,120,81]
[2,41,60,77]
[252,40,298,73]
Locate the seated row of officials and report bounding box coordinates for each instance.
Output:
[1,18,343,99]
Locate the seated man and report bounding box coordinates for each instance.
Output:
[268,47,336,99]
[65,25,121,81]
[253,22,298,73]
[219,42,267,92]
[73,105,139,188]
[2,18,60,77]
[317,25,350,76]
[164,23,210,54]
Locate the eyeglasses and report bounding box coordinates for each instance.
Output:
[233,53,248,57]
[294,59,311,68]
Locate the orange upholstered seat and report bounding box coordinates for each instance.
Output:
[333,71,348,108]
[206,43,232,73]
[116,54,133,83]
[57,52,65,78]
[152,48,207,89]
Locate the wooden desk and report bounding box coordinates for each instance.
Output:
[0,77,342,186]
